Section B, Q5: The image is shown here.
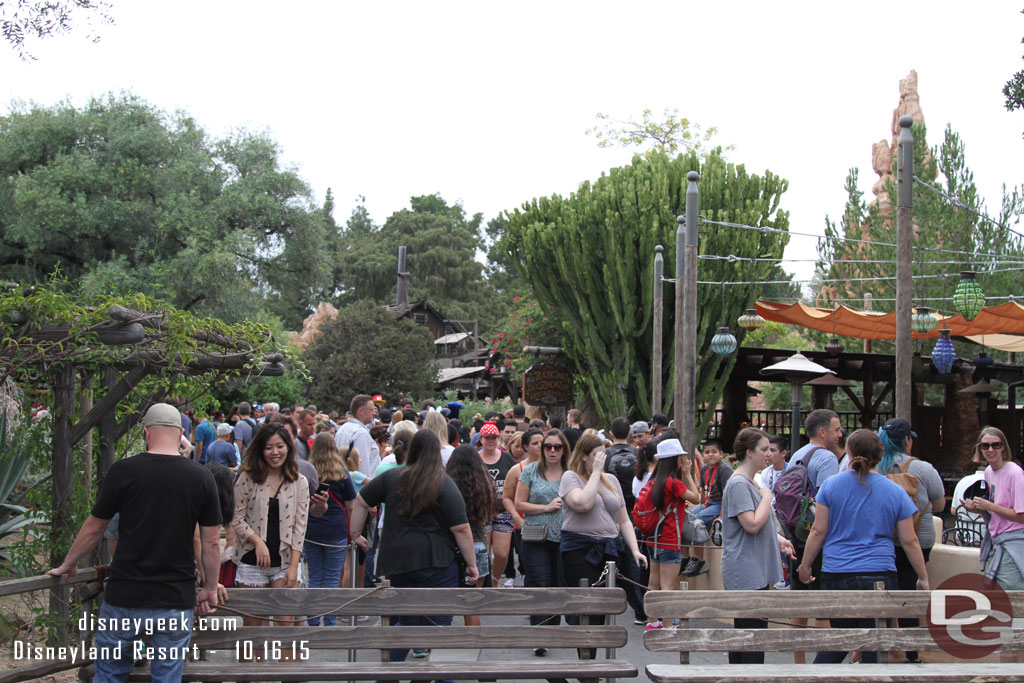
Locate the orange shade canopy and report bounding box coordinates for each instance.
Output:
[755,300,1024,351]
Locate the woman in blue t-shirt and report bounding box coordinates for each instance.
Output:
[303,433,356,626]
[796,429,929,664]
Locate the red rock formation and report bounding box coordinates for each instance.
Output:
[287,302,339,349]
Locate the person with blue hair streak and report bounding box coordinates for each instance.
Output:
[876,418,945,663]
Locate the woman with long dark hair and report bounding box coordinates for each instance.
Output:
[446,444,497,625]
[231,423,309,636]
[639,437,699,632]
[797,429,928,664]
[349,430,478,663]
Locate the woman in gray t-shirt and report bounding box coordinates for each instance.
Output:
[722,428,795,665]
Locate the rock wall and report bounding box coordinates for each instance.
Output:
[287,302,339,349]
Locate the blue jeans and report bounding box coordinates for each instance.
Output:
[387,561,458,677]
[692,500,721,526]
[521,539,562,625]
[93,602,194,683]
[813,572,897,664]
[304,540,348,626]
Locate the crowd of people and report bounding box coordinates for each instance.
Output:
[48,395,1024,678]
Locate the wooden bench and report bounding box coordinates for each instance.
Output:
[123,585,637,682]
[643,588,1024,683]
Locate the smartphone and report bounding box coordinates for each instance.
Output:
[314,482,330,496]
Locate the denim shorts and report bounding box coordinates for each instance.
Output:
[994,551,1024,590]
[692,501,721,526]
[653,548,683,564]
[235,562,287,586]
[474,540,491,578]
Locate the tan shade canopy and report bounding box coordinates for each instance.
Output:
[756,300,1024,352]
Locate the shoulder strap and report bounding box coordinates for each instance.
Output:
[899,457,917,474]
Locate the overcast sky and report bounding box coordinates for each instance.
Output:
[2,1,1022,288]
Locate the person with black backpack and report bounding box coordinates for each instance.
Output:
[232,401,260,456]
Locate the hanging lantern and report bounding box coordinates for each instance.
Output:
[710,326,737,355]
[932,329,957,374]
[973,351,995,368]
[911,306,939,334]
[952,271,985,321]
[824,337,844,356]
[737,308,765,331]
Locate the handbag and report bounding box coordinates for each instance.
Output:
[680,512,710,545]
[521,523,549,542]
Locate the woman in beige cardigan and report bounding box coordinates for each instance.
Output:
[232,423,309,636]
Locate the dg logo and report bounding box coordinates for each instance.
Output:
[926,573,1014,658]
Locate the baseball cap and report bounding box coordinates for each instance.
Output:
[651,413,670,427]
[216,423,233,437]
[480,422,500,437]
[630,421,650,435]
[882,417,917,441]
[143,403,182,429]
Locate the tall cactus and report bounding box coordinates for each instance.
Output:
[501,150,790,427]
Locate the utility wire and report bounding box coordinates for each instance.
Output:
[702,217,1024,262]
[698,254,1024,266]
[913,175,1024,242]
[696,263,1024,286]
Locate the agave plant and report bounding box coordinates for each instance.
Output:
[0,411,48,563]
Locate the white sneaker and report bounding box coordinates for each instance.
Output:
[503,578,515,587]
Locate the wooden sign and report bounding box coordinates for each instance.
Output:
[522,363,573,406]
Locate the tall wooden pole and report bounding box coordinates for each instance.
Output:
[652,245,664,413]
[678,171,700,457]
[896,115,914,419]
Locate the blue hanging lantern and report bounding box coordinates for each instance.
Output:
[973,351,995,368]
[710,326,737,355]
[932,329,956,374]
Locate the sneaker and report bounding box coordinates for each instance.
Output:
[681,557,703,576]
[412,649,430,658]
[633,617,646,625]
[645,620,664,632]
[773,579,790,590]
[710,519,723,546]
[503,577,515,587]
[694,560,709,575]
[533,647,547,657]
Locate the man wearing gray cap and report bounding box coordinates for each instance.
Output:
[48,403,222,682]
[630,421,651,450]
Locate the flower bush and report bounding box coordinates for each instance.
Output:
[487,297,563,381]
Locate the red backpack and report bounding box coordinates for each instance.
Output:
[632,479,682,542]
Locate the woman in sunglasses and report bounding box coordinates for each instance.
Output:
[964,427,1024,597]
[515,428,567,651]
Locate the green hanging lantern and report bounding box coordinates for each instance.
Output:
[952,271,985,321]
[710,326,737,355]
[911,306,939,334]
[737,308,765,330]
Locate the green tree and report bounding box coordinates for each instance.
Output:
[2,0,112,59]
[302,300,438,409]
[336,193,494,324]
[0,94,331,328]
[500,150,790,425]
[1005,10,1024,136]
[817,124,1024,336]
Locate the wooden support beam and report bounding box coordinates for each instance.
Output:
[69,365,153,444]
[49,362,76,644]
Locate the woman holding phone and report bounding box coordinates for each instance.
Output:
[303,433,356,625]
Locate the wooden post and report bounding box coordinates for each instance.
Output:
[677,172,700,457]
[874,581,892,662]
[895,115,914,420]
[50,362,77,644]
[652,245,664,414]
[863,293,873,353]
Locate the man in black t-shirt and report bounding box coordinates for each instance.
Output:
[49,403,222,682]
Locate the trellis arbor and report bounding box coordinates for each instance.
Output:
[0,285,286,639]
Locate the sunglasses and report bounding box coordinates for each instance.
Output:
[980,441,1004,450]
[544,443,564,451]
